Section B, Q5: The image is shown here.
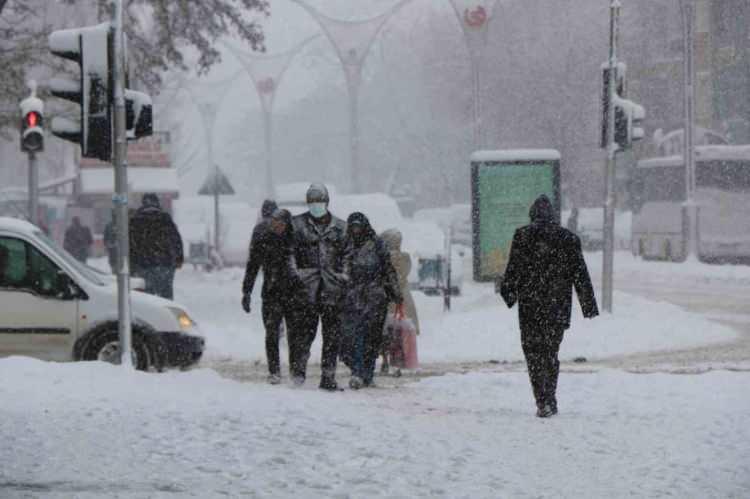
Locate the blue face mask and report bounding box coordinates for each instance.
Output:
[308,202,328,218]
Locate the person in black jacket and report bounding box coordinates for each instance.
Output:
[341,213,403,389]
[241,208,297,384]
[287,183,350,391]
[500,195,599,418]
[129,193,183,299]
[63,216,93,263]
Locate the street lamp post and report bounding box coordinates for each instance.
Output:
[679,0,698,260]
[291,0,413,193]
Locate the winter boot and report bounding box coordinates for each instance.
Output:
[536,404,555,418]
[319,376,340,392]
[291,375,305,387]
[349,376,363,390]
[267,374,281,385]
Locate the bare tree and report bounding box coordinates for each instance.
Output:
[0,0,268,132]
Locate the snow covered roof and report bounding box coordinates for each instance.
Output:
[79,167,179,194]
[470,149,561,163]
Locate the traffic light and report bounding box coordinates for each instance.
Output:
[48,23,113,161]
[600,62,627,148]
[125,89,153,140]
[20,94,44,153]
[601,62,645,150]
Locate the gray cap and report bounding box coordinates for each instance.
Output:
[306,183,329,203]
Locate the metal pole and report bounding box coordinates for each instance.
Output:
[348,76,361,193]
[112,0,133,368]
[28,152,38,226]
[263,107,274,197]
[602,0,620,313]
[472,57,482,150]
[680,0,698,260]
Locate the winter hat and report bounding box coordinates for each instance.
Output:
[142,193,160,209]
[306,183,329,204]
[261,199,278,218]
[529,194,555,224]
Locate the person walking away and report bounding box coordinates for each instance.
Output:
[380,228,420,375]
[500,195,598,418]
[63,216,93,263]
[286,183,350,391]
[103,210,118,273]
[129,193,184,299]
[566,206,579,235]
[341,214,403,389]
[241,208,298,385]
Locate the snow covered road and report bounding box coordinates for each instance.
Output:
[1,357,748,499]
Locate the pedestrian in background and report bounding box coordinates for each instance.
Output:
[103,210,118,273]
[242,208,298,385]
[286,183,349,391]
[500,194,598,418]
[341,214,403,389]
[129,193,183,300]
[63,216,93,263]
[380,228,420,374]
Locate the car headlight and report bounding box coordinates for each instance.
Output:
[168,307,196,331]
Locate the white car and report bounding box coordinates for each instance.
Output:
[0,217,204,370]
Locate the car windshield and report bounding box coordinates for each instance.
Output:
[33,230,106,286]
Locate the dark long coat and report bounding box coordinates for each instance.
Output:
[129,206,183,270]
[242,220,298,301]
[288,212,350,307]
[500,195,599,331]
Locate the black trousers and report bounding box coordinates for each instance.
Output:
[521,328,564,410]
[261,298,288,376]
[288,302,341,380]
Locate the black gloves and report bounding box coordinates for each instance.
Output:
[241,294,251,314]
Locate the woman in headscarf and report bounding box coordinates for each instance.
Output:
[341,212,403,389]
[380,228,420,374]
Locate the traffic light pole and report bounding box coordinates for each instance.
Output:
[112,0,133,368]
[602,0,621,313]
[27,152,38,226]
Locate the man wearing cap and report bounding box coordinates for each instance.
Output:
[287,183,350,391]
[130,193,184,299]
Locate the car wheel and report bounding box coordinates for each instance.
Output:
[83,330,151,371]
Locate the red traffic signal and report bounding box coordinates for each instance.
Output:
[27,111,40,127]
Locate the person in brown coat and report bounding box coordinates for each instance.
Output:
[380,228,420,374]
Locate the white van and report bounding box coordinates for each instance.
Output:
[0,217,204,370]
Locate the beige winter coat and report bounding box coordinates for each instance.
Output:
[381,229,420,335]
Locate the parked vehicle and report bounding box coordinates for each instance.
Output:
[631,145,750,262]
[0,217,204,370]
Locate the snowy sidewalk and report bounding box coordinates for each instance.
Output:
[1,357,748,498]
[172,266,739,365]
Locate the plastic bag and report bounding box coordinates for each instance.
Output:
[384,315,418,369]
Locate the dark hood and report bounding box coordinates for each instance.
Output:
[529,195,556,224]
[347,212,376,242]
[261,199,278,218]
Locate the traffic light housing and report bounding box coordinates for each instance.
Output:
[48,23,113,161]
[125,89,153,140]
[20,95,44,153]
[601,62,645,150]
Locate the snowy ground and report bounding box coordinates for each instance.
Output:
[1,357,748,498]
[4,253,746,498]
[168,252,742,368]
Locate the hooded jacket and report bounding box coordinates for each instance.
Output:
[500,195,598,331]
[381,228,420,335]
[243,209,298,300]
[129,206,183,269]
